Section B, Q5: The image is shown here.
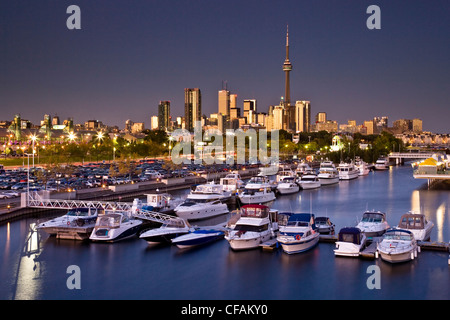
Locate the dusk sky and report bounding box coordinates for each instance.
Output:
[1,0,449,133]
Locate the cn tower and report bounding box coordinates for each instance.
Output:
[282,25,293,131]
[283,25,292,108]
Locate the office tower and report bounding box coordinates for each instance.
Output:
[184,88,202,132]
[52,115,60,126]
[158,101,171,131]
[229,107,240,120]
[364,120,376,135]
[218,90,230,116]
[230,94,238,109]
[243,99,257,122]
[316,112,327,123]
[295,101,311,132]
[151,116,159,130]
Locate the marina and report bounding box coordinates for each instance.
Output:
[0,164,449,300]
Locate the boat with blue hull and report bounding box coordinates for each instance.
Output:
[277,213,320,254]
[171,229,224,249]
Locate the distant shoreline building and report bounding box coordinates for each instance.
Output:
[184,88,201,132]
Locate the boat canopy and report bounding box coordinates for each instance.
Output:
[240,205,269,218]
[338,227,363,244]
[398,214,426,230]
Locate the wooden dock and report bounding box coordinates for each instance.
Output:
[260,238,279,251]
[417,241,450,252]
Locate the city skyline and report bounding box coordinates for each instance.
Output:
[1,1,449,133]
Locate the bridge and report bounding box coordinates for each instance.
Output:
[388,152,439,165]
[26,191,185,225]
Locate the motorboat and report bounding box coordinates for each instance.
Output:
[315,217,335,234]
[89,212,143,242]
[239,176,276,204]
[377,229,419,263]
[139,218,192,245]
[171,229,224,249]
[337,162,359,180]
[276,177,300,195]
[297,173,321,190]
[132,192,183,215]
[295,162,313,177]
[219,172,244,193]
[356,211,390,237]
[276,168,295,183]
[36,208,98,240]
[277,213,320,254]
[397,212,434,241]
[225,204,279,250]
[355,158,370,176]
[317,161,339,185]
[174,198,229,221]
[334,227,367,257]
[189,181,232,201]
[374,157,389,170]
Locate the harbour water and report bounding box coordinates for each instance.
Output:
[0,165,449,300]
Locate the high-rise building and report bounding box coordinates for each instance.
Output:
[412,118,422,133]
[243,99,257,122]
[316,112,327,123]
[184,88,201,132]
[218,90,230,116]
[294,101,311,132]
[230,94,238,109]
[158,101,171,131]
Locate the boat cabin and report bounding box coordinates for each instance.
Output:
[95,213,128,228]
[146,193,172,208]
[284,213,316,228]
[338,227,364,245]
[240,205,270,219]
[398,213,428,230]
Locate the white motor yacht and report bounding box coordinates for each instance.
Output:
[276,168,295,183]
[36,208,98,240]
[225,205,278,250]
[355,158,370,176]
[334,227,367,257]
[277,213,320,254]
[397,212,434,241]
[139,218,192,245]
[190,181,232,201]
[374,157,389,170]
[298,173,321,190]
[132,192,183,215]
[174,198,229,221]
[356,211,390,237]
[219,172,244,193]
[295,162,313,178]
[90,212,143,242]
[337,162,359,180]
[317,161,339,185]
[377,229,419,263]
[239,176,276,204]
[276,177,300,195]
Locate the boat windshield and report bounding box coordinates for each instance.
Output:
[67,208,92,217]
[384,232,413,241]
[95,214,122,227]
[361,212,384,222]
[234,224,268,232]
[286,221,309,227]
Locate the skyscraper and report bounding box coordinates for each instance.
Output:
[295,100,311,133]
[158,100,171,131]
[218,89,230,116]
[184,88,201,132]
